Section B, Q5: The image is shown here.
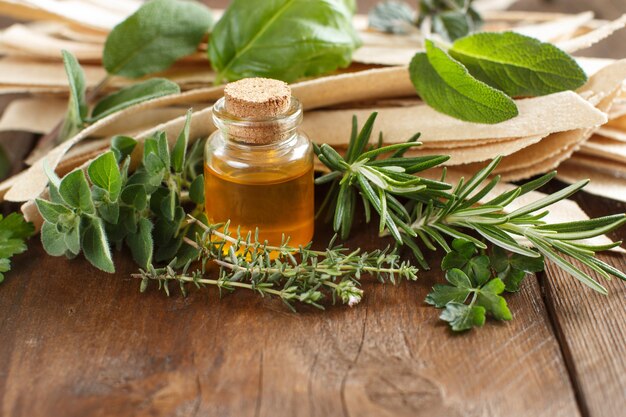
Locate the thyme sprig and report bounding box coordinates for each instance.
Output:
[134,216,418,311]
[315,113,626,294]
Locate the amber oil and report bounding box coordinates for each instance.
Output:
[204,78,314,248]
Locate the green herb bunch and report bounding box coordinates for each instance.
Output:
[316,113,626,295]
[37,112,206,272]
[134,216,417,311]
[426,238,544,331]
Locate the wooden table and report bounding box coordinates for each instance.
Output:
[1,185,625,417]
[1,1,625,416]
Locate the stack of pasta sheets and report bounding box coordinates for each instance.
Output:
[0,0,625,213]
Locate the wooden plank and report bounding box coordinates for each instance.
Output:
[539,187,626,417]
[0,221,580,417]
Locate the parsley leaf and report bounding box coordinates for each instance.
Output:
[490,246,544,292]
[427,239,514,331]
[0,213,35,283]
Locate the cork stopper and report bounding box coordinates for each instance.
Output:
[218,78,294,144]
[224,78,291,119]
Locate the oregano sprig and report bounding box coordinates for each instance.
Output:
[37,111,206,272]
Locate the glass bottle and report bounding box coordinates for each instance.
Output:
[204,78,314,247]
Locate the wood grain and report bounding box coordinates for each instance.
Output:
[539,186,626,417]
[0,216,581,417]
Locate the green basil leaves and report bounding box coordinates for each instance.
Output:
[103,0,213,78]
[209,0,361,83]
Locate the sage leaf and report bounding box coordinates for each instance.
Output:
[103,0,213,78]
[59,50,87,140]
[126,218,154,269]
[449,32,588,97]
[209,0,360,83]
[91,78,180,121]
[409,40,518,124]
[59,169,95,214]
[88,152,122,200]
[81,217,115,273]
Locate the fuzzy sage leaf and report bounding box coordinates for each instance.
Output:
[449,31,588,97]
[409,40,519,124]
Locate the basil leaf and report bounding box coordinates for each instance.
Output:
[209,0,360,83]
[81,216,115,273]
[449,32,588,97]
[409,40,518,124]
[91,78,180,121]
[103,0,213,78]
[59,50,87,140]
[59,169,95,214]
[88,152,122,200]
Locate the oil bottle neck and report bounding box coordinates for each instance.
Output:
[211,96,303,148]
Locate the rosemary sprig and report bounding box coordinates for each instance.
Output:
[315,113,626,294]
[133,216,418,311]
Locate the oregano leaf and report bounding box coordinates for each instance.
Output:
[449,31,588,97]
[35,199,73,224]
[409,40,518,124]
[41,221,69,257]
[189,175,205,205]
[59,169,95,214]
[103,0,213,78]
[171,109,192,173]
[81,216,115,273]
[126,218,154,269]
[88,152,122,200]
[111,136,138,163]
